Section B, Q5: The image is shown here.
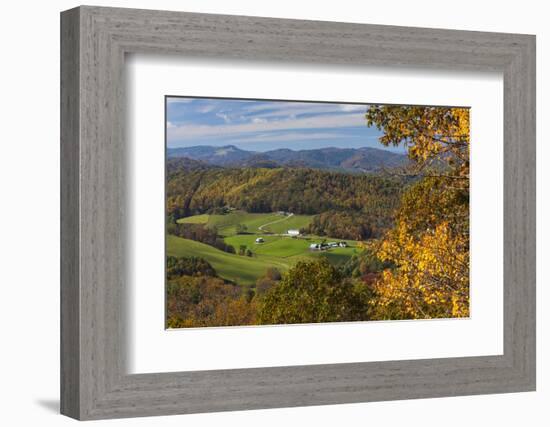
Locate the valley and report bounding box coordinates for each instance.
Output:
[170,209,359,286]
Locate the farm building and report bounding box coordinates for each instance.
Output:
[309,243,329,251]
[255,237,264,244]
[287,229,300,236]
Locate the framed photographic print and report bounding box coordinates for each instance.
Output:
[61,6,536,420]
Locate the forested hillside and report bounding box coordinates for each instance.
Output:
[166,166,404,227]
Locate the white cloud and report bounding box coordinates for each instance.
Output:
[251,117,267,124]
[339,104,367,112]
[241,102,305,114]
[216,112,231,123]
[167,112,366,141]
[228,131,358,144]
[166,98,194,104]
[238,103,368,122]
[198,104,217,113]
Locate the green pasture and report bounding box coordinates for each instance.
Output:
[178,210,314,236]
[254,237,312,257]
[176,214,210,224]
[261,214,313,234]
[223,234,279,249]
[167,235,291,285]
[170,210,360,285]
[303,247,360,266]
[209,211,281,236]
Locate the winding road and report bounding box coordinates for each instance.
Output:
[258,213,294,233]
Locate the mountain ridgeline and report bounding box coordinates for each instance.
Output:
[167,145,407,172]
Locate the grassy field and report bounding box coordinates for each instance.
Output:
[167,235,290,285]
[177,214,209,224]
[305,247,359,266]
[197,211,282,236]
[254,238,311,257]
[169,210,359,285]
[224,234,280,250]
[262,214,312,234]
[178,210,314,236]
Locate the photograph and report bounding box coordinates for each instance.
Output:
[165,97,470,328]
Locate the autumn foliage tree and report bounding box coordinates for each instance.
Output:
[258,259,373,325]
[366,105,470,319]
[166,275,257,328]
[166,166,402,219]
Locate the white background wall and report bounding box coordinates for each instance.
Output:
[0,0,547,425]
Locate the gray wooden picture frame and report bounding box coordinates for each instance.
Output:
[60,5,536,421]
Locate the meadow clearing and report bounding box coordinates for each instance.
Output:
[170,210,359,285]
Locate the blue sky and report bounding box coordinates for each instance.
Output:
[166,97,405,153]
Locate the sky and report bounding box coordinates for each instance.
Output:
[166,97,405,153]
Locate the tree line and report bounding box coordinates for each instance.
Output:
[166,166,403,220]
[305,209,391,240]
[166,222,235,253]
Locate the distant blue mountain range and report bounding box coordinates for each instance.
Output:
[167,145,407,172]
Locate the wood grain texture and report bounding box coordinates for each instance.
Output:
[60,5,536,420]
[60,7,80,419]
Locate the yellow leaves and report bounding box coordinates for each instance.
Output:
[364,105,471,320]
[373,219,469,319]
[366,105,470,182]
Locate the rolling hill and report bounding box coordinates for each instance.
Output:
[167,167,403,219]
[167,145,252,166]
[167,234,291,285]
